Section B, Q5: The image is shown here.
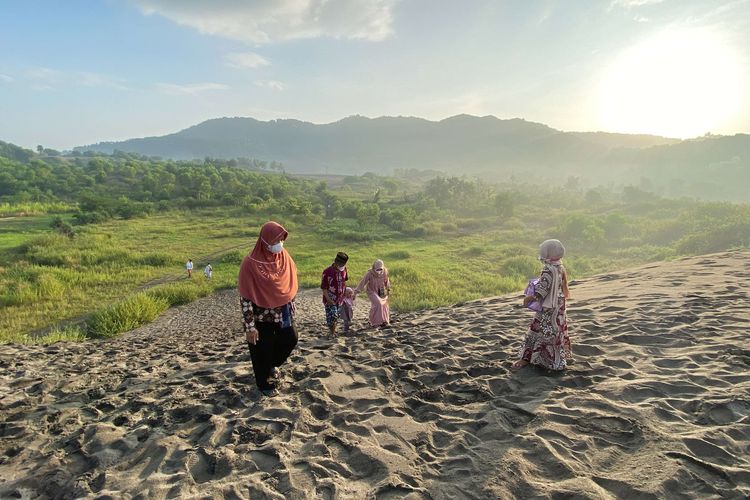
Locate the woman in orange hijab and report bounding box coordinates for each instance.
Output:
[238,221,299,397]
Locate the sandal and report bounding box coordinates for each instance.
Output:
[260,388,279,397]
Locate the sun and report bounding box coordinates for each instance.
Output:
[597,28,745,138]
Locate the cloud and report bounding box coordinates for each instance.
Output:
[611,0,664,7]
[224,51,271,69]
[27,67,63,82]
[78,72,130,90]
[155,82,230,95]
[132,0,396,43]
[254,80,286,91]
[26,67,129,90]
[0,74,13,83]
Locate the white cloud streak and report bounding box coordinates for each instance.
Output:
[224,51,271,69]
[611,0,665,7]
[78,71,130,90]
[26,67,130,90]
[254,80,286,91]
[0,74,13,83]
[27,67,63,82]
[132,0,396,43]
[155,82,230,95]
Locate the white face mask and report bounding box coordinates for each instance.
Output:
[337,265,346,272]
[267,241,284,254]
[375,268,384,274]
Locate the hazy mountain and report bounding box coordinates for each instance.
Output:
[74,115,750,201]
[75,115,680,173]
[606,134,750,200]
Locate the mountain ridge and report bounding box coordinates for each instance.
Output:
[75,114,679,171]
[71,114,750,201]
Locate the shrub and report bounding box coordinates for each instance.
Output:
[80,249,131,266]
[73,211,111,225]
[33,326,88,344]
[387,266,420,283]
[147,282,212,306]
[220,249,246,264]
[135,253,177,267]
[50,216,75,238]
[87,293,169,337]
[36,275,66,300]
[1,282,36,306]
[385,250,411,260]
[675,220,750,255]
[642,219,693,246]
[500,255,540,280]
[559,213,605,246]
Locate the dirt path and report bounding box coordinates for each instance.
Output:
[29,242,252,338]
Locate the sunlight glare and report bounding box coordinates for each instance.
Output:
[598,29,745,138]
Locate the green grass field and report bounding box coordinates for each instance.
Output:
[0,205,690,344]
[2,145,748,345]
[0,210,253,342]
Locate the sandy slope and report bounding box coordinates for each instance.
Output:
[1,251,749,499]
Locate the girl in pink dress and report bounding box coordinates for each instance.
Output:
[355,259,391,327]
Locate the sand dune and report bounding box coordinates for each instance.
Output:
[1,251,749,498]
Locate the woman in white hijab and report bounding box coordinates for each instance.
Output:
[354,259,391,326]
[513,239,572,370]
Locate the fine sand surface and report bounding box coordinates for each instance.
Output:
[1,251,750,499]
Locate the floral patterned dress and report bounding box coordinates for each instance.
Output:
[518,264,571,370]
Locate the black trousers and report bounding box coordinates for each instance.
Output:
[247,321,298,390]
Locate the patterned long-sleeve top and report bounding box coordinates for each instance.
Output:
[534,264,566,304]
[320,265,348,305]
[240,297,295,332]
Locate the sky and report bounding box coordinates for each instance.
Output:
[1,0,749,150]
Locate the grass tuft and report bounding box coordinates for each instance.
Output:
[87,293,169,338]
[148,281,213,306]
[32,326,88,344]
[385,250,411,260]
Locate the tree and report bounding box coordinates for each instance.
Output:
[50,216,75,238]
[493,192,514,218]
[355,203,380,227]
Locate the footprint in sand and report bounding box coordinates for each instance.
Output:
[186,447,233,483]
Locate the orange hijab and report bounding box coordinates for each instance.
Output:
[238,221,298,308]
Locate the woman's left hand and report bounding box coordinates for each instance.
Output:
[523,295,535,306]
[246,327,259,345]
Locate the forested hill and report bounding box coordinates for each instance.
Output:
[76,115,682,174]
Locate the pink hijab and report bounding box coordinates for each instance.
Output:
[238,221,298,308]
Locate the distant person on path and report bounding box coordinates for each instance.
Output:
[355,259,391,327]
[204,263,213,280]
[186,259,193,278]
[321,252,349,337]
[238,221,299,397]
[513,239,571,371]
[341,287,355,334]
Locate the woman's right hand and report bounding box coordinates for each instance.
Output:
[246,327,259,345]
[522,295,535,307]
